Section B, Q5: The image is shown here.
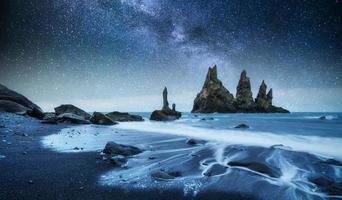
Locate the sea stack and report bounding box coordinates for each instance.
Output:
[234,70,256,112]
[162,87,170,111]
[255,81,289,113]
[150,87,181,121]
[191,65,236,113]
[191,66,289,113]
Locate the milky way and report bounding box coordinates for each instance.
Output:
[0,0,341,111]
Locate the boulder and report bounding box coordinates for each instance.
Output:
[318,159,342,166]
[90,112,117,125]
[109,155,127,166]
[40,112,58,124]
[0,100,30,115]
[150,87,181,121]
[228,160,281,178]
[234,70,256,112]
[203,163,227,177]
[192,66,236,113]
[57,113,91,124]
[0,84,44,119]
[309,176,342,196]
[54,104,91,120]
[151,171,181,181]
[106,111,143,122]
[43,112,57,120]
[234,123,249,129]
[186,138,206,145]
[103,141,142,156]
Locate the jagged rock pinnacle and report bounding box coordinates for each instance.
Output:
[192,65,235,113]
[162,87,170,111]
[235,70,255,111]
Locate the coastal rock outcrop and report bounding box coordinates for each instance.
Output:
[54,104,91,120]
[192,66,235,113]
[103,141,142,156]
[0,84,44,119]
[106,111,143,122]
[150,87,181,121]
[57,113,91,124]
[191,66,289,113]
[90,112,117,125]
[0,100,30,115]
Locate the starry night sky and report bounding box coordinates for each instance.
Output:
[0,0,341,112]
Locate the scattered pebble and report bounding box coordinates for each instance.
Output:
[148,156,156,160]
[28,180,34,184]
[79,186,84,190]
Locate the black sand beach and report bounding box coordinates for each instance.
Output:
[0,113,257,200]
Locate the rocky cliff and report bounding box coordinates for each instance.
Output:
[192,66,289,113]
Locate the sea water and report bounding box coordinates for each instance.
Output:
[42,112,342,200]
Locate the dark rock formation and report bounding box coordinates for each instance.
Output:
[319,116,326,120]
[109,155,127,166]
[192,66,235,113]
[309,176,342,196]
[150,110,181,121]
[151,171,177,181]
[255,81,289,113]
[54,104,91,120]
[57,113,91,124]
[43,112,57,120]
[228,160,281,178]
[0,100,30,115]
[255,81,271,111]
[203,163,227,177]
[318,159,342,166]
[105,111,143,122]
[90,112,117,125]
[191,66,289,113]
[234,70,256,112]
[162,87,170,111]
[234,123,250,129]
[0,84,44,119]
[103,141,142,156]
[150,87,181,121]
[186,138,206,145]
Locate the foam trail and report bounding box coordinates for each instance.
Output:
[116,121,342,160]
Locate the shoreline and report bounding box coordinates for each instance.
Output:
[0,113,257,200]
[1,112,341,200]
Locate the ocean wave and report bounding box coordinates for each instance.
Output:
[116,121,342,160]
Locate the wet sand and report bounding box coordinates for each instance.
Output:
[0,113,257,200]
